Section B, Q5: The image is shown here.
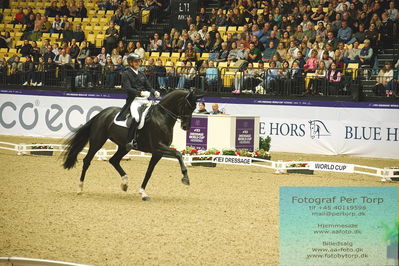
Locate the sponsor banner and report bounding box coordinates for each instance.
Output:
[186,117,208,150]
[309,162,354,173]
[0,93,124,138]
[1,90,398,158]
[212,156,252,165]
[235,118,255,151]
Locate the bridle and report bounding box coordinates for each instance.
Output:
[158,97,194,121]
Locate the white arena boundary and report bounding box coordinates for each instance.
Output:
[1,141,398,182]
[0,256,90,266]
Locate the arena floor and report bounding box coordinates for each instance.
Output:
[1,135,398,266]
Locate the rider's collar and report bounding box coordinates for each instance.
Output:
[130,67,139,75]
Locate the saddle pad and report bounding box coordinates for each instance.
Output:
[113,105,151,130]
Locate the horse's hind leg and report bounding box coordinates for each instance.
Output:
[139,153,162,201]
[109,145,129,191]
[78,136,107,194]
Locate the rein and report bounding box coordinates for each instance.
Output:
[158,97,193,121]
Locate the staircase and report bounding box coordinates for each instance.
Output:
[360,42,399,97]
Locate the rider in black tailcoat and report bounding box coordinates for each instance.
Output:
[116,53,160,150]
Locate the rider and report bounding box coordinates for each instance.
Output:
[116,53,160,150]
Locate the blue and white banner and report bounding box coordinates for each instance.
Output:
[1,89,398,159]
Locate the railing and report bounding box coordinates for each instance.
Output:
[0,62,387,98]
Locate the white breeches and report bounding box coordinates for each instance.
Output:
[130,96,149,122]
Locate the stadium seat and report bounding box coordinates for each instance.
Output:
[141,10,150,24]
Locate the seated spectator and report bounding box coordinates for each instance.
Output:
[0,32,13,48]
[154,59,167,89]
[183,43,197,62]
[134,42,145,59]
[262,41,276,62]
[73,24,85,43]
[18,40,32,57]
[89,56,101,87]
[52,43,60,57]
[22,13,36,40]
[303,22,316,43]
[149,33,162,52]
[343,41,361,65]
[40,39,50,54]
[11,8,25,24]
[50,15,63,34]
[227,42,239,62]
[356,39,373,65]
[364,23,378,49]
[321,51,333,69]
[20,55,34,86]
[233,62,257,94]
[30,41,41,62]
[192,33,205,52]
[76,1,88,18]
[387,1,398,22]
[177,61,196,89]
[293,25,305,42]
[188,24,198,41]
[216,42,229,62]
[264,60,278,94]
[56,48,72,80]
[288,41,299,59]
[247,42,262,63]
[337,21,352,43]
[304,50,319,72]
[215,9,226,26]
[327,62,342,95]
[44,46,56,62]
[126,41,135,54]
[349,24,366,44]
[162,33,172,52]
[62,22,74,43]
[374,62,394,96]
[45,2,60,17]
[296,51,306,68]
[325,31,338,50]
[276,42,288,61]
[287,60,303,94]
[40,16,52,33]
[95,47,107,67]
[110,48,121,65]
[236,43,248,60]
[276,60,291,95]
[116,41,125,55]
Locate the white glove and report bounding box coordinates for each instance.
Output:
[140,91,151,98]
[154,91,160,98]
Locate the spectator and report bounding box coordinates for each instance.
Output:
[387,1,398,22]
[43,46,55,62]
[154,59,167,89]
[30,41,41,62]
[32,56,46,86]
[327,62,342,95]
[75,56,91,87]
[198,25,208,40]
[60,0,70,16]
[40,39,51,55]
[22,13,36,40]
[11,8,24,24]
[215,9,226,26]
[204,61,218,91]
[62,22,74,43]
[293,25,304,42]
[45,1,60,17]
[188,24,198,41]
[364,23,378,49]
[40,16,52,33]
[22,56,35,86]
[69,39,80,59]
[184,42,197,62]
[374,62,394,96]
[77,41,90,66]
[114,57,125,87]
[321,51,333,68]
[343,41,361,65]
[178,33,192,52]
[19,40,32,57]
[104,22,119,53]
[177,61,196,89]
[337,21,352,43]
[52,43,60,57]
[227,42,239,62]
[126,41,135,54]
[0,32,13,48]
[262,41,276,62]
[73,24,85,43]
[216,42,229,62]
[248,42,262,63]
[76,1,87,18]
[195,102,209,114]
[162,33,172,52]
[276,42,288,61]
[51,15,63,34]
[116,41,125,55]
[104,56,115,88]
[110,48,121,65]
[356,39,373,65]
[68,1,78,18]
[192,33,205,52]
[134,42,145,59]
[236,43,248,60]
[311,5,325,22]
[89,56,101,87]
[149,33,162,51]
[304,49,319,72]
[307,60,327,94]
[209,103,223,115]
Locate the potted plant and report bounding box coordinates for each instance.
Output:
[30,145,54,156]
[183,147,218,167]
[382,221,399,260]
[287,162,314,175]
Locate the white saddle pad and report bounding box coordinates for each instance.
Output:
[113,105,151,130]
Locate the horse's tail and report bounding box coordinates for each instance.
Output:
[63,119,94,169]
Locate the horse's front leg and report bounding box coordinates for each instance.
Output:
[157,144,190,185]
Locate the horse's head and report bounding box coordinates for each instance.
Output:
[180,89,204,131]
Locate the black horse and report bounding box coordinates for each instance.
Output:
[63,90,202,200]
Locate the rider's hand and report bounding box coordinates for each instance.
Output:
[140,91,151,98]
[154,91,160,98]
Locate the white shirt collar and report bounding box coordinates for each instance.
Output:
[130,67,139,75]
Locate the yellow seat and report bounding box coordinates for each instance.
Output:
[95,34,105,47]
[151,52,160,58]
[358,43,365,49]
[97,10,105,16]
[0,48,9,54]
[144,52,150,59]
[305,73,318,88]
[87,34,96,44]
[218,62,228,70]
[227,26,237,33]
[141,10,150,24]
[218,26,227,32]
[100,18,109,24]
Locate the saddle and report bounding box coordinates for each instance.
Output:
[113,104,151,130]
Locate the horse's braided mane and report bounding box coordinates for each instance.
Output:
[159,90,188,105]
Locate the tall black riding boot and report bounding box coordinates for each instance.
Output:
[126,120,138,151]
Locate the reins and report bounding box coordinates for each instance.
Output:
[158,97,193,121]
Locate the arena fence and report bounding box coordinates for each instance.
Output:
[1,141,397,182]
[0,256,90,266]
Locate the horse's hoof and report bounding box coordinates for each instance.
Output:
[142,196,150,201]
[182,177,190,186]
[121,183,128,192]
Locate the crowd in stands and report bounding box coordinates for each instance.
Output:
[0,0,398,97]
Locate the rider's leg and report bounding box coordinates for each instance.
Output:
[126,119,138,150]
